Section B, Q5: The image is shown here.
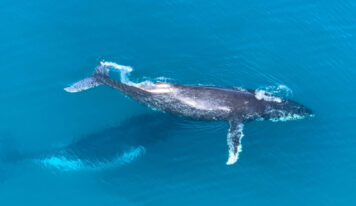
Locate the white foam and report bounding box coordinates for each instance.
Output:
[226,151,238,165]
[255,90,282,103]
[226,124,244,165]
[100,61,133,72]
[265,109,305,122]
[100,61,175,94]
[155,76,173,82]
[270,113,305,122]
[259,84,293,98]
[98,61,135,85]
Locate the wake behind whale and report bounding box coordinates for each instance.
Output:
[65,61,313,165]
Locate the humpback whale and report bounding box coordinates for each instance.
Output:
[65,62,313,165]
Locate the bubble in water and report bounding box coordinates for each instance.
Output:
[257,84,293,98]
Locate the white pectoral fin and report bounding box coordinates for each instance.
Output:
[226,120,244,165]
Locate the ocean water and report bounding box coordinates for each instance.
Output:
[1,0,356,205]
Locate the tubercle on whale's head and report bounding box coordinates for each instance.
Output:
[261,99,313,121]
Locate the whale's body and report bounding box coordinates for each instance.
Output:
[65,62,313,165]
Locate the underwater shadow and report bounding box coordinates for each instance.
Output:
[38,112,185,171]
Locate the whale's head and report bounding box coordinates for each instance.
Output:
[261,98,313,122]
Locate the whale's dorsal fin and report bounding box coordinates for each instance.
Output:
[226,119,244,165]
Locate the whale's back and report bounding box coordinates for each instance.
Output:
[146,84,263,121]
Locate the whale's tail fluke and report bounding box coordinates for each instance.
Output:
[64,76,102,93]
[64,62,108,93]
[64,61,133,93]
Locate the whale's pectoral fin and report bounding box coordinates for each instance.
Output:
[226,120,244,165]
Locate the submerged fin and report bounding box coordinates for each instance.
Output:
[226,120,244,165]
[64,62,110,93]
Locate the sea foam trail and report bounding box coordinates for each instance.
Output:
[254,84,293,103]
[254,90,282,103]
[100,61,136,84]
[257,84,293,98]
[101,61,159,89]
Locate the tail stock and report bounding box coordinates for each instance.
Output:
[64,61,132,93]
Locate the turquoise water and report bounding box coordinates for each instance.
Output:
[1,0,356,205]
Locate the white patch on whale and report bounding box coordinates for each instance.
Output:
[175,96,231,112]
[177,96,199,108]
[145,82,175,93]
[218,106,231,112]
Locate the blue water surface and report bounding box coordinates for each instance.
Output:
[0,0,355,205]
